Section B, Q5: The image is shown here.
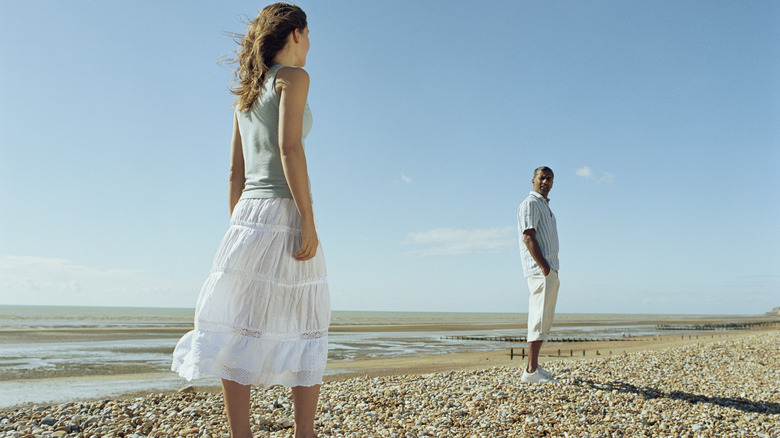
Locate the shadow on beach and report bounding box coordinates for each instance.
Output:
[573,378,780,415]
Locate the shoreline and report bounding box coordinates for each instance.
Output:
[1,330,776,436]
[2,328,773,411]
[1,312,777,411]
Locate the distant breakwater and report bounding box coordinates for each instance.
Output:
[656,320,779,331]
[442,335,635,343]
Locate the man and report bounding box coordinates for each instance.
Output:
[517,166,560,384]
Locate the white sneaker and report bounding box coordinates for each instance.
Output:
[535,365,554,380]
[521,367,558,384]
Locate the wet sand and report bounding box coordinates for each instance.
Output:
[325,329,770,381]
[1,315,776,406]
[1,312,771,342]
[14,328,767,402]
[0,327,189,344]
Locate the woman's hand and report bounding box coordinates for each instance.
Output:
[295,218,318,261]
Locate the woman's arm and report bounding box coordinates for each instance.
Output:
[275,67,317,261]
[228,112,246,216]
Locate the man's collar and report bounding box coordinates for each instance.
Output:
[529,191,550,202]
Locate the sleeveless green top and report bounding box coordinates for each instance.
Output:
[236,64,313,199]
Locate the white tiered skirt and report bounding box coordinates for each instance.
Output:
[171,198,330,387]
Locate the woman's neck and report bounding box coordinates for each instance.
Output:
[273,49,300,67]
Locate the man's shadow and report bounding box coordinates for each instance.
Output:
[573,378,780,415]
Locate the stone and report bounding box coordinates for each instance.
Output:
[178,386,196,394]
[277,418,294,428]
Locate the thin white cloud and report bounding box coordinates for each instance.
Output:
[576,166,613,184]
[402,226,516,256]
[394,173,413,184]
[0,255,193,307]
[576,166,594,178]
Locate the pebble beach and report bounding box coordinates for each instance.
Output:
[1,331,777,438]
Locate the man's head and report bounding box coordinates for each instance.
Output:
[532,166,554,198]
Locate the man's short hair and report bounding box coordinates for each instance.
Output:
[533,166,554,178]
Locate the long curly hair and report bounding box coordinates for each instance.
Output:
[230,3,307,111]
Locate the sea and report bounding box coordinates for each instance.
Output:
[0,305,756,409]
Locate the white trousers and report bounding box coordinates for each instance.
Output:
[526,269,560,342]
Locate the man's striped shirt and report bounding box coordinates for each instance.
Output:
[517,191,559,277]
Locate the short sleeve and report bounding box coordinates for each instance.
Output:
[518,200,539,233]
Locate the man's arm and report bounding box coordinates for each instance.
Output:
[523,229,551,276]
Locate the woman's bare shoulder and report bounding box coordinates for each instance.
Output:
[275,66,309,83]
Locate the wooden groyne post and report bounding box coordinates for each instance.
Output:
[509,347,525,360]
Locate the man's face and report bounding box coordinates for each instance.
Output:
[532,170,554,198]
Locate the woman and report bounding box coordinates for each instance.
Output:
[172,4,329,438]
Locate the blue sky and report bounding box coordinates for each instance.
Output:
[1,1,778,315]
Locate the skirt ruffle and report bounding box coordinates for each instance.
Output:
[172,198,330,387]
